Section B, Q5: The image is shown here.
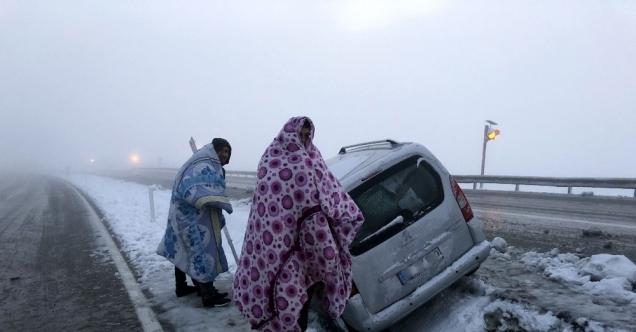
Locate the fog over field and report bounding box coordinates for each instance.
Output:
[1,1,635,177]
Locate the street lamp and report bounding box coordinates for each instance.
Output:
[479,120,500,189]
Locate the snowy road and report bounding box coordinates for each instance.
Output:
[2,172,635,331]
[0,173,144,331]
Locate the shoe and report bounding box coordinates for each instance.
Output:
[175,285,198,298]
[202,295,231,307]
[209,284,228,299]
[196,290,228,298]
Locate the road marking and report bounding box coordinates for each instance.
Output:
[473,208,636,231]
[71,186,164,332]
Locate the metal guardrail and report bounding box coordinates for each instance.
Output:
[128,168,636,198]
[225,170,259,177]
[224,171,636,198]
[454,175,636,197]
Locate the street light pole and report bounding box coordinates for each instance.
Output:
[479,120,499,189]
[480,124,488,183]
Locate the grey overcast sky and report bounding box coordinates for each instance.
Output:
[1,1,635,177]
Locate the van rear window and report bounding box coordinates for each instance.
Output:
[349,156,443,256]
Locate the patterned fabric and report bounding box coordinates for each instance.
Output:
[156,143,233,283]
[233,117,364,332]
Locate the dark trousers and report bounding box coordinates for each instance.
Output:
[175,267,220,302]
[174,267,190,288]
[198,281,219,300]
[177,268,221,298]
[175,267,203,289]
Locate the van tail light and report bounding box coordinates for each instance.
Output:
[350,282,359,297]
[450,176,474,222]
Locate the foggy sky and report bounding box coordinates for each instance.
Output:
[1,1,635,177]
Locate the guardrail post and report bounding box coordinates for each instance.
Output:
[473,183,477,189]
[515,184,519,191]
[634,189,636,198]
[567,187,572,194]
[148,187,156,222]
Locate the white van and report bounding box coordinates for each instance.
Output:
[324,140,490,332]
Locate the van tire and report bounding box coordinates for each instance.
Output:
[465,265,480,277]
[333,316,358,332]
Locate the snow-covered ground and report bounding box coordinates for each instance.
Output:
[68,175,636,332]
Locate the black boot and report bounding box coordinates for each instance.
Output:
[202,294,231,307]
[176,285,198,297]
[199,282,231,307]
[195,279,228,298]
[212,285,229,299]
[192,279,202,297]
[175,267,198,297]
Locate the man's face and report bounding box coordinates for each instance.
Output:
[300,127,311,144]
[216,147,230,165]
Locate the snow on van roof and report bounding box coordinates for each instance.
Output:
[327,152,374,180]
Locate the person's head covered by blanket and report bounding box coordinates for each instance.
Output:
[233,116,364,331]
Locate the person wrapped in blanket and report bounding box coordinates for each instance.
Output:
[156,138,233,307]
[233,117,365,331]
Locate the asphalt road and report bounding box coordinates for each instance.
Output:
[0,173,145,332]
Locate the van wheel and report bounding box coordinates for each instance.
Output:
[465,264,480,277]
[333,316,358,332]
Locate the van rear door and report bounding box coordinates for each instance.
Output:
[347,155,474,314]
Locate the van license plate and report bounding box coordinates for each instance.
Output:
[397,248,443,285]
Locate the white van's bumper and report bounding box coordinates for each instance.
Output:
[342,240,491,332]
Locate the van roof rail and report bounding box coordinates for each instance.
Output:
[338,139,401,154]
